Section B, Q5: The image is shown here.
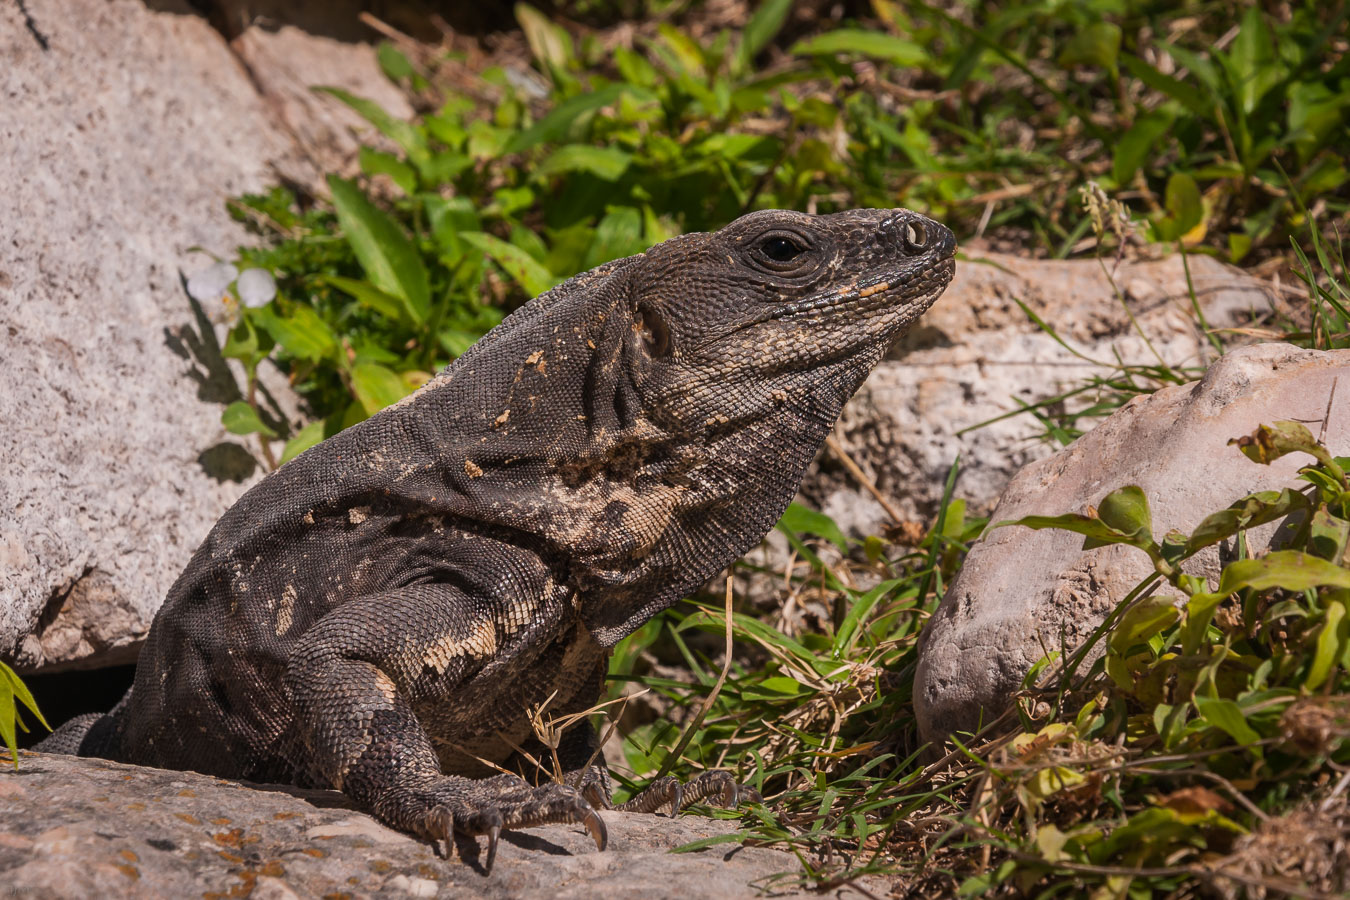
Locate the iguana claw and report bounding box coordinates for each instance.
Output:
[583,807,608,851]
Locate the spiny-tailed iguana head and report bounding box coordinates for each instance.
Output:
[624,208,955,423]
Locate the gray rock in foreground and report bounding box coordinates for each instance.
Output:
[914,343,1350,743]
[0,753,871,899]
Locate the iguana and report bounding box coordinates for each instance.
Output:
[39,207,956,869]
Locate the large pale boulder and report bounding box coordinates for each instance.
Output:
[914,343,1350,743]
[0,753,852,899]
[0,0,407,672]
[804,250,1276,534]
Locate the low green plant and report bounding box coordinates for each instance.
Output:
[0,661,49,770]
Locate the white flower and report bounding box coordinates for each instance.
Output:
[236,268,278,308]
[186,262,238,303]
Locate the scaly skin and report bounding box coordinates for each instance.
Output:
[39,208,956,869]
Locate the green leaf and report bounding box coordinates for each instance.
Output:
[1306,597,1348,690]
[583,207,646,271]
[777,502,849,552]
[1119,54,1211,119]
[1193,695,1262,750]
[1217,550,1350,595]
[221,401,278,438]
[460,231,558,299]
[735,0,793,74]
[516,2,573,74]
[376,42,415,81]
[358,147,417,196]
[1229,421,1339,476]
[1185,489,1310,554]
[327,176,431,325]
[1109,595,1181,652]
[280,419,327,465]
[1112,110,1172,185]
[1228,6,1280,115]
[835,579,904,657]
[256,304,338,363]
[1163,172,1203,237]
[1093,486,1153,548]
[320,276,407,323]
[316,88,428,168]
[351,363,411,416]
[505,84,629,153]
[790,30,928,67]
[535,145,633,182]
[1057,22,1121,75]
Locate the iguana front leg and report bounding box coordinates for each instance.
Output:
[283,585,605,871]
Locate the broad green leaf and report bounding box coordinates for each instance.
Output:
[1228,6,1280,115]
[777,502,849,552]
[1185,489,1310,554]
[991,504,1150,553]
[1193,695,1262,749]
[1229,421,1339,475]
[460,232,558,299]
[1109,595,1180,652]
[505,84,629,153]
[376,42,415,81]
[1113,110,1172,185]
[1093,486,1153,548]
[735,0,793,74]
[1119,54,1211,119]
[280,419,326,465]
[358,147,417,196]
[1217,550,1350,595]
[584,207,646,271]
[1162,172,1203,238]
[1306,597,1348,690]
[316,88,428,168]
[256,304,338,362]
[515,3,573,74]
[791,30,928,66]
[535,145,633,181]
[327,176,430,324]
[221,401,277,438]
[351,362,411,416]
[321,275,407,323]
[1310,508,1350,564]
[1057,22,1121,75]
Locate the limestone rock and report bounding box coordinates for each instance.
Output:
[0,0,408,672]
[913,343,1350,743]
[805,250,1275,536]
[0,753,866,899]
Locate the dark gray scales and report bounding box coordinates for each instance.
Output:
[38,208,956,870]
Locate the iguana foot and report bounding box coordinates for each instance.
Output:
[617,771,761,816]
[389,773,606,872]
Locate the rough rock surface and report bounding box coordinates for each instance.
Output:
[0,753,870,899]
[914,343,1350,743]
[806,250,1275,535]
[0,0,400,672]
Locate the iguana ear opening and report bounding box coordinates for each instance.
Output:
[634,301,671,357]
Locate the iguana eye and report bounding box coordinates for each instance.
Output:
[759,236,805,262]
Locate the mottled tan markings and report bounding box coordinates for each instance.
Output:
[464,459,484,478]
[275,584,297,637]
[348,507,369,526]
[422,619,498,673]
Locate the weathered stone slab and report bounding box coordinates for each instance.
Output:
[0,753,865,899]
